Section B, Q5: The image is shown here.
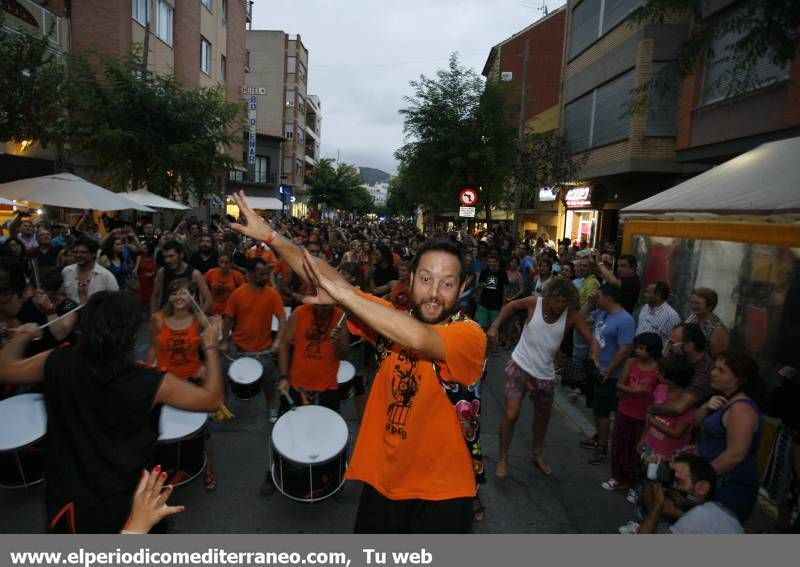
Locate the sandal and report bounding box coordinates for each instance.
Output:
[205,471,218,492]
[472,496,485,523]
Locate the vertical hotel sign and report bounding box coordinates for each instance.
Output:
[241,87,266,165]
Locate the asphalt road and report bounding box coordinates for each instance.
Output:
[0,346,638,534]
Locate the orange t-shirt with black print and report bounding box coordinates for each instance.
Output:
[155,312,203,380]
[224,284,283,352]
[289,304,344,392]
[204,267,245,315]
[345,291,486,501]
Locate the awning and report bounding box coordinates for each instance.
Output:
[125,189,190,210]
[228,195,282,210]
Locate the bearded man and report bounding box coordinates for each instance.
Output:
[230,192,486,533]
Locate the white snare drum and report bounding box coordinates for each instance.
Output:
[336,360,356,400]
[153,405,208,487]
[0,393,47,489]
[270,405,349,502]
[228,356,263,400]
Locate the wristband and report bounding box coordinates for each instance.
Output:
[264,230,276,245]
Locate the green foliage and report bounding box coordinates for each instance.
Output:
[307,158,373,214]
[386,165,416,217]
[629,0,800,110]
[63,51,245,199]
[513,131,586,209]
[0,14,67,146]
[395,53,517,218]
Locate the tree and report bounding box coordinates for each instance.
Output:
[513,130,586,210]
[62,51,244,199]
[306,158,371,213]
[386,166,416,217]
[0,14,67,147]
[630,0,800,108]
[395,53,517,219]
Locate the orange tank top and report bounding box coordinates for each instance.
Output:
[289,305,343,392]
[155,312,203,380]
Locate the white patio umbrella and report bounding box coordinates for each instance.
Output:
[0,197,28,208]
[229,195,282,210]
[0,173,155,212]
[124,189,190,210]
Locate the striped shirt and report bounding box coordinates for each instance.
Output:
[636,301,681,344]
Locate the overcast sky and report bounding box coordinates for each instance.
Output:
[251,0,566,176]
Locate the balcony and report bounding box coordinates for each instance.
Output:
[227,169,277,185]
[245,0,253,22]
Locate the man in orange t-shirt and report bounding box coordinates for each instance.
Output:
[276,304,349,414]
[223,257,285,416]
[203,254,245,315]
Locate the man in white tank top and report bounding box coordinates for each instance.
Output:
[488,278,600,477]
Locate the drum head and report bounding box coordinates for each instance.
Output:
[337,360,356,384]
[0,394,47,451]
[272,405,348,464]
[158,405,208,442]
[229,357,263,385]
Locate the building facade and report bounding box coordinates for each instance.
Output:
[483,6,566,240]
[560,0,704,247]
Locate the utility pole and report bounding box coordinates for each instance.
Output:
[512,38,530,240]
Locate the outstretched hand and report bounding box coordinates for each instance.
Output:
[230,191,274,243]
[300,250,350,306]
[124,467,184,534]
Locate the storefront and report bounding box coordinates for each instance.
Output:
[563,186,598,247]
[518,187,564,240]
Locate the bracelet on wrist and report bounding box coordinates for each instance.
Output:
[264,231,276,245]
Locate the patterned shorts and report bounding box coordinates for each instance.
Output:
[504,359,555,412]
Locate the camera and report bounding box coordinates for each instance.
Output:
[646,461,675,485]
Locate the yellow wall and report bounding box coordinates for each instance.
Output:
[622,220,800,252]
[526,103,561,134]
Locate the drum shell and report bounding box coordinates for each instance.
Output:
[230,378,263,400]
[0,438,45,489]
[152,427,207,487]
[270,441,348,502]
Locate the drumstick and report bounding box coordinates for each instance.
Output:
[335,312,347,329]
[38,303,86,330]
[30,258,41,290]
[182,289,211,329]
[280,389,297,411]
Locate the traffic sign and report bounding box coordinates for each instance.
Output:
[459,206,476,218]
[459,188,477,206]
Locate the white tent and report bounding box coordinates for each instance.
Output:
[620,137,800,220]
[0,173,155,212]
[229,195,282,210]
[124,189,190,210]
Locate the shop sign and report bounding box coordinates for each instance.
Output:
[459,206,476,218]
[564,186,592,208]
[241,86,267,95]
[538,187,557,202]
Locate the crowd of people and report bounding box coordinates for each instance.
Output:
[0,193,797,534]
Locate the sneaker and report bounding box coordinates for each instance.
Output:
[260,474,276,497]
[601,478,626,491]
[588,446,607,465]
[626,489,637,504]
[579,435,599,449]
[618,521,640,534]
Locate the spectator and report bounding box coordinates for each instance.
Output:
[685,287,730,357]
[533,257,553,298]
[648,323,714,417]
[559,260,574,280]
[98,236,135,291]
[636,454,743,534]
[696,351,765,523]
[136,241,158,308]
[579,284,636,465]
[62,237,119,304]
[32,227,61,267]
[597,254,641,313]
[602,332,662,492]
[636,282,681,345]
[189,234,220,275]
[476,252,508,353]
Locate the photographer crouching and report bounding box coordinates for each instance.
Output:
[636,454,743,534]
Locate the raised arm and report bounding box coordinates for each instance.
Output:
[0,325,51,384]
[487,296,536,344]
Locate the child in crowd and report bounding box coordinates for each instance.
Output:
[602,333,662,492]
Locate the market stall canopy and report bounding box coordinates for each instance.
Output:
[0,197,28,208]
[0,173,155,212]
[229,195,282,210]
[620,137,800,220]
[125,189,190,210]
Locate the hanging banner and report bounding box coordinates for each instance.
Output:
[248,95,257,164]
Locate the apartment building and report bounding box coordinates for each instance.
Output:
[482,6,566,239]
[560,0,704,246]
[673,0,800,166]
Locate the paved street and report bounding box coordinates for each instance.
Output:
[0,347,637,534]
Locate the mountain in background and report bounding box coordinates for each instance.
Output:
[357,167,392,185]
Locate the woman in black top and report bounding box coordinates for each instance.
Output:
[369,245,398,296]
[0,291,224,533]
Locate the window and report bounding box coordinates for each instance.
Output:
[295,159,303,178]
[564,70,634,151]
[254,156,270,184]
[701,20,790,105]
[297,95,305,115]
[296,128,304,145]
[283,157,293,178]
[568,0,642,59]
[220,55,226,84]
[287,56,296,74]
[201,0,213,11]
[229,169,244,182]
[647,63,679,135]
[200,37,212,74]
[298,61,307,84]
[221,0,227,22]
[285,123,294,140]
[286,89,295,107]
[156,1,173,46]
[132,0,148,25]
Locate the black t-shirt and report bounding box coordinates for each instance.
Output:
[478,268,508,310]
[43,348,164,533]
[18,296,79,356]
[33,245,61,268]
[619,274,641,313]
[189,251,219,275]
[373,265,398,288]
